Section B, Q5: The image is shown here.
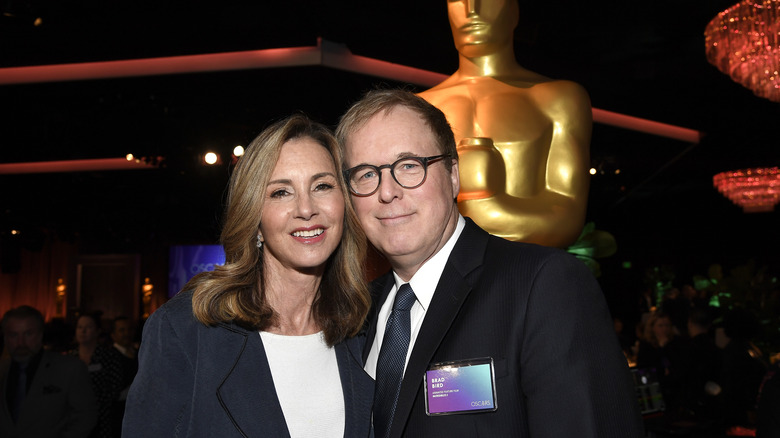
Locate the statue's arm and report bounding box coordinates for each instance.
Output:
[457,80,592,248]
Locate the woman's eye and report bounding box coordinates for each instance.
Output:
[270,189,289,198]
[315,183,335,191]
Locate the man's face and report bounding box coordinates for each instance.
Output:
[111,319,134,348]
[3,317,43,362]
[344,106,460,280]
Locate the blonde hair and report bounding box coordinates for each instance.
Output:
[187,114,369,346]
[643,311,674,348]
[335,89,458,171]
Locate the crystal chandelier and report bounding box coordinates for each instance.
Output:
[704,0,780,102]
[713,167,780,212]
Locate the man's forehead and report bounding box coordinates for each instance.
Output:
[5,316,40,331]
[345,110,437,162]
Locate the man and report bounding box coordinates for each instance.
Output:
[336,89,644,437]
[110,316,138,436]
[0,305,97,438]
[418,0,592,248]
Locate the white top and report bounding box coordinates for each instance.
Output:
[364,215,466,379]
[260,331,345,438]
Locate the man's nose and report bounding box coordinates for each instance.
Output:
[377,168,403,204]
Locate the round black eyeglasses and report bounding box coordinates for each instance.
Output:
[343,154,450,196]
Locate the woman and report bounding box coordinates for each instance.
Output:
[123,114,373,437]
[70,313,124,438]
[636,311,687,416]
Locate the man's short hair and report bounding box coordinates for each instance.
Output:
[335,89,458,171]
[111,315,132,333]
[2,305,45,333]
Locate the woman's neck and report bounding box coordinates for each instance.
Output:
[78,342,97,364]
[263,263,323,336]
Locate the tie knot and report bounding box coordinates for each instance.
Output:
[393,284,416,311]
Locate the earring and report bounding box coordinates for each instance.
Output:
[256,234,263,248]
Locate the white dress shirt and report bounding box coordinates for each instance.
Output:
[364,215,466,379]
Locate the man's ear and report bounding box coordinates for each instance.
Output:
[450,159,460,202]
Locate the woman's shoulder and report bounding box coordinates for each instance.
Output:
[144,290,201,335]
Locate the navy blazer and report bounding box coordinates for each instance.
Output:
[124,290,374,437]
[364,218,644,438]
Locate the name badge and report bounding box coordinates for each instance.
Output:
[424,357,498,416]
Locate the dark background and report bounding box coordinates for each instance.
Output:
[1,0,778,289]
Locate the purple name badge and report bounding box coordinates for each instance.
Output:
[424,357,498,416]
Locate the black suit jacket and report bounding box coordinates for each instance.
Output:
[364,218,644,437]
[124,290,374,437]
[0,351,97,438]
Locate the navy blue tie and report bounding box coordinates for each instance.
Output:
[374,284,416,438]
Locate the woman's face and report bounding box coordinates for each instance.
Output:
[447,0,518,57]
[259,137,345,275]
[652,317,673,341]
[75,316,99,345]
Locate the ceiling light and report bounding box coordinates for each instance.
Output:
[705,0,780,102]
[713,166,779,212]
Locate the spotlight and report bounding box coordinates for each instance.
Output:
[233,145,244,157]
[204,152,219,165]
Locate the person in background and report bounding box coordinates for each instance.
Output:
[336,89,643,438]
[756,361,780,437]
[715,308,768,430]
[109,316,137,437]
[123,114,373,437]
[70,313,124,438]
[0,305,97,438]
[681,306,722,419]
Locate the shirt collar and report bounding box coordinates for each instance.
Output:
[392,215,466,311]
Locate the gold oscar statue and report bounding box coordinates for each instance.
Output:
[419,0,592,248]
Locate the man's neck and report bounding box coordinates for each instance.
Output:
[389,214,465,282]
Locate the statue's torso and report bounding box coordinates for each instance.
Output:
[421,77,553,197]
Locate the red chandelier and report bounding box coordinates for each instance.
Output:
[713,167,780,212]
[704,0,780,102]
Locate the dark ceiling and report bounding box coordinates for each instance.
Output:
[1,0,778,278]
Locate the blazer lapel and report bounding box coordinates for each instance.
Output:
[217,324,290,438]
[389,219,488,437]
[337,337,374,438]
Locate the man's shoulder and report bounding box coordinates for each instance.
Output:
[40,350,87,373]
[464,218,567,264]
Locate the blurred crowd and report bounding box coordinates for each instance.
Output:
[613,284,779,436]
[1,305,139,438]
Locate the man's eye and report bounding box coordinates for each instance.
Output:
[357,170,377,180]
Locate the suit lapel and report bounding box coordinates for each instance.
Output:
[0,358,13,427]
[217,324,290,438]
[363,274,394,362]
[389,219,488,437]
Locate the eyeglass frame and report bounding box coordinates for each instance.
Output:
[342,154,451,197]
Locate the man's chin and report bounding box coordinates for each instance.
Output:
[11,349,34,362]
